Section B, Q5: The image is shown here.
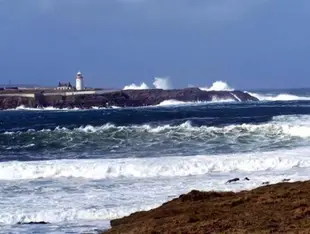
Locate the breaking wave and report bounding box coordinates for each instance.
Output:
[123,82,149,90]
[52,115,310,138]
[197,81,310,101]
[1,147,310,181]
[2,115,310,156]
[123,77,172,90]
[200,81,234,91]
[6,105,120,111]
[13,105,82,111]
[247,92,310,101]
[156,98,234,107]
[3,114,310,137]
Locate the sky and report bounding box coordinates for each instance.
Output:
[1,0,310,90]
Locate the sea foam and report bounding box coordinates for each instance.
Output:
[1,147,310,181]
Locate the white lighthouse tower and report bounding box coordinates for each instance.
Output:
[76,71,84,91]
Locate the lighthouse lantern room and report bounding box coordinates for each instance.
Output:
[76,71,84,91]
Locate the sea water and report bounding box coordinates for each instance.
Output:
[1,88,310,233]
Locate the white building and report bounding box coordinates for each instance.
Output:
[76,71,84,91]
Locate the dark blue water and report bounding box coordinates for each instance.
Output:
[2,101,310,132]
[1,100,310,162]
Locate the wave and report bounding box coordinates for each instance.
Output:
[6,105,121,111]
[1,146,310,226]
[6,105,83,111]
[123,77,172,90]
[156,100,190,106]
[156,98,235,107]
[1,147,310,181]
[123,82,149,90]
[199,81,234,91]
[197,80,310,101]
[1,115,310,159]
[247,92,310,101]
[3,114,310,137]
[0,207,136,226]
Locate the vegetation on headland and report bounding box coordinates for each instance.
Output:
[103,179,310,234]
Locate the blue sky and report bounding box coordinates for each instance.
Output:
[1,0,310,89]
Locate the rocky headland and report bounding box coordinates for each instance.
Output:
[103,180,310,234]
[0,88,258,110]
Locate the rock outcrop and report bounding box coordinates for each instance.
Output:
[0,88,258,110]
[103,180,310,234]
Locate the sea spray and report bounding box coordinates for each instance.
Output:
[123,82,150,90]
[200,81,234,91]
[152,77,172,90]
[123,77,172,90]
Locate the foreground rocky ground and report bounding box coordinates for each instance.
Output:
[103,180,310,234]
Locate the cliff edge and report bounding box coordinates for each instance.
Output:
[103,180,310,234]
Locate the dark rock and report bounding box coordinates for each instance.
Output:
[262,181,270,185]
[0,88,259,110]
[244,177,250,181]
[17,221,49,225]
[282,179,290,182]
[226,178,240,183]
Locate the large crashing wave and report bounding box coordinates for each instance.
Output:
[199,81,234,91]
[123,77,172,90]
[123,78,310,102]
[123,82,150,90]
[199,81,310,101]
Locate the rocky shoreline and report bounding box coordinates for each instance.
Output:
[0,88,258,110]
[102,179,310,234]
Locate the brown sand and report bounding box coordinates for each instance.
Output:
[103,180,310,234]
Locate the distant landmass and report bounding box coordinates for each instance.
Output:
[0,88,259,110]
[0,84,43,88]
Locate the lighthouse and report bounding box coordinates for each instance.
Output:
[76,71,84,91]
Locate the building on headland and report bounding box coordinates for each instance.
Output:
[55,71,85,91]
[76,71,84,91]
[56,82,74,90]
[0,71,119,97]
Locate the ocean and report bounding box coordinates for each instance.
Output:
[1,87,310,233]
